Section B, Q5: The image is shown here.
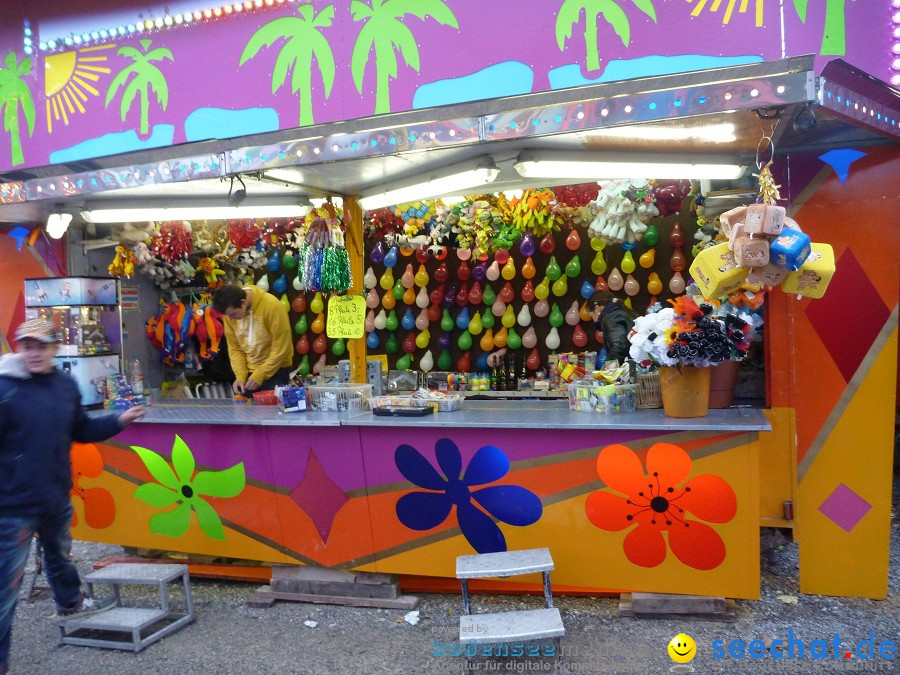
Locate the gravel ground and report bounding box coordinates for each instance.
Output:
[6,479,898,675]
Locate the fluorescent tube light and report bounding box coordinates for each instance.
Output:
[46,212,73,239]
[81,203,309,223]
[359,158,500,211]
[588,123,737,144]
[513,150,745,181]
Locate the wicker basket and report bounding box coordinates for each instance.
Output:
[636,371,662,409]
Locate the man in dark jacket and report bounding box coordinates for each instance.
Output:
[588,290,635,364]
[0,319,144,675]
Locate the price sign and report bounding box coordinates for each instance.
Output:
[326,295,365,338]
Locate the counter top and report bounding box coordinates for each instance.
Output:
[132,399,771,431]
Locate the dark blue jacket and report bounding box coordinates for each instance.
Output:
[0,353,123,516]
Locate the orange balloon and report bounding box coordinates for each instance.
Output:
[493,326,508,348]
[521,257,536,279]
[382,292,396,309]
[402,286,416,305]
[480,329,495,352]
[311,312,325,334]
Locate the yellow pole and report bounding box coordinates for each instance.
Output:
[343,196,367,383]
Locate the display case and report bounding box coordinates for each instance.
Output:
[24,277,122,406]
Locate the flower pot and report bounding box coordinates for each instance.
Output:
[659,365,710,418]
[708,360,740,408]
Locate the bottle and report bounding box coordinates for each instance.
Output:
[130,357,144,395]
[490,368,498,391]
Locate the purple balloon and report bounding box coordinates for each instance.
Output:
[442,285,457,309]
[438,332,452,349]
[370,240,385,264]
[519,234,536,258]
[471,260,487,282]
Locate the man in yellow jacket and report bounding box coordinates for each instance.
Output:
[212,284,293,394]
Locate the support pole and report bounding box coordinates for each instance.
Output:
[343,196,366,383]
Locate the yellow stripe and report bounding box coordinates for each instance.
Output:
[723,0,738,23]
[76,65,111,74]
[73,68,100,82]
[67,83,88,106]
[755,0,763,26]
[51,97,60,121]
[691,0,708,16]
[58,96,69,125]
[45,99,52,133]
[61,89,76,114]
[79,44,116,52]
[711,0,723,10]
[77,56,109,63]
[72,75,99,96]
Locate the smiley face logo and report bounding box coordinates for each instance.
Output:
[667,633,697,664]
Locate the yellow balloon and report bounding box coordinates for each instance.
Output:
[501,258,516,280]
[535,277,550,300]
[647,272,663,296]
[415,264,429,287]
[590,250,606,275]
[379,268,394,291]
[639,248,656,269]
[621,250,636,274]
[551,275,568,297]
[280,294,290,313]
[579,301,592,322]
[501,305,516,328]
[311,312,325,334]
[310,292,324,314]
[415,328,431,349]
[468,312,483,335]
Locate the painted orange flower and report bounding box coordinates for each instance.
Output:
[70,442,115,529]
[585,443,736,570]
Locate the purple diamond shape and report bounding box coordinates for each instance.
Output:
[290,449,349,544]
[818,483,872,533]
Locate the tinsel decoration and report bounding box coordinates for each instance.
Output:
[754,162,782,205]
[296,206,351,292]
[151,221,192,264]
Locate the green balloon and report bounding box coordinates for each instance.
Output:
[565,255,581,278]
[385,333,400,354]
[549,303,564,328]
[481,310,495,329]
[298,354,310,376]
[393,279,405,300]
[331,338,346,356]
[295,315,308,334]
[458,330,473,350]
[283,253,297,269]
[438,349,453,371]
[396,354,412,370]
[386,309,399,331]
[644,224,659,246]
[441,308,455,332]
[507,327,522,350]
[482,284,496,306]
[546,256,562,281]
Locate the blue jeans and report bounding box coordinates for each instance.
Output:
[0,503,82,668]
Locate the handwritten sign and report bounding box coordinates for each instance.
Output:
[326,295,365,338]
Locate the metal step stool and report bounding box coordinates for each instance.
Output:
[455,548,564,654]
[58,563,194,652]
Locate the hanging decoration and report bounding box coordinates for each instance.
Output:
[296,205,351,293]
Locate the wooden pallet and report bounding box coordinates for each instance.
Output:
[619,592,736,622]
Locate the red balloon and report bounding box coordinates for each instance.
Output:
[468,281,483,305]
[572,324,588,348]
[566,229,582,251]
[457,260,471,281]
[499,281,515,303]
[670,246,686,272]
[429,284,446,305]
[540,232,556,255]
[594,275,608,291]
[291,294,307,313]
[670,222,685,247]
[403,331,417,354]
[494,249,510,265]
[427,302,441,322]
[456,283,470,306]
[457,351,472,373]
[520,280,535,302]
[594,330,604,344]
[526,347,541,371]
[296,335,310,354]
[434,262,449,283]
[416,248,430,264]
[313,332,327,354]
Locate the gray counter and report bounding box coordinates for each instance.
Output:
[133,399,771,431]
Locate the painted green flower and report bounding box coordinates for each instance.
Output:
[132,435,246,540]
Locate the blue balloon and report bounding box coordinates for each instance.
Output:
[455,306,471,330]
[366,331,380,349]
[384,246,398,268]
[267,250,281,271]
[273,275,287,294]
[620,241,635,251]
[580,280,595,299]
[475,352,489,372]
[401,308,416,331]
[370,240,385,264]
[438,332,452,349]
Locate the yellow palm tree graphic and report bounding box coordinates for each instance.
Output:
[351,0,458,115]
[240,3,336,127]
[105,39,173,136]
[0,51,35,167]
[556,0,657,72]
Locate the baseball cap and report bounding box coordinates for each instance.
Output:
[15,318,59,344]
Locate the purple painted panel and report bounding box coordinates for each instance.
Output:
[0,0,888,171]
[263,426,366,492]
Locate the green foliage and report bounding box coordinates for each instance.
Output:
[0,51,35,166]
[555,0,656,72]
[105,40,173,136]
[240,3,336,126]
[793,0,808,22]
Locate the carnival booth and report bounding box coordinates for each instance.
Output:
[0,1,896,602]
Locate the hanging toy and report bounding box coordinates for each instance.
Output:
[108,245,135,278]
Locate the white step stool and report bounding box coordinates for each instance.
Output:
[455,548,564,653]
[58,563,194,652]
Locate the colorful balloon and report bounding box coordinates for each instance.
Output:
[434,262,449,283]
[366,331,380,349]
[274,276,287,295]
[545,327,560,350]
[267,250,281,272]
[535,277,550,300]
[607,267,624,291]
[456,283,470,307]
[403,331,417,354]
[565,300,580,326]
[486,260,501,281]
[415,329,431,349]
[670,222,685,247]
[401,308,416,331]
[402,286,416,305]
[313,332,327,354]
[472,260,487,282]
[438,332,452,349]
[481,310,495,329]
[440,309,454,332]
[256,275,269,292]
[332,338,346,356]
[295,315,308,335]
[519,234,536,258]
[456,306,471,330]
[526,347,541,371]
[493,326,508,348]
[621,250,636,274]
[415,264,429,287]
[624,274,640,296]
[438,349,453,370]
[534,299,549,317]
[396,353,412,371]
[492,299,506,317]
[430,284,446,305]
[385,333,399,354]
[482,284,496,306]
[416,286,429,308]
[427,302,441,322]
[572,324,588,348]
[590,237,606,251]
[456,351,472,373]
[468,311,483,335]
[499,282,515,304]
[669,271,686,294]
[296,334,310,354]
[594,275,608,292]
[365,310,375,332]
[379,268,394,291]
[580,280,595,299]
[639,248,656,268]
[382,291,396,310]
[458,330,473,350]
[468,281,483,305]
[549,303,564,328]
[565,255,581,278]
[546,256,562,281]
[420,350,434,372]
[386,309,399,331]
[521,257,536,280]
[521,280,536,303]
[384,246,398,268]
[540,232,555,255]
[566,228,581,251]
[374,309,387,330]
[501,258,516,280]
[457,260,471,281]
[297,354,311,376]
[480,329,495,352]
[551,275,568,297]
[370,240,385,264]
[643,224,659,247]
[311,312,325,334]
[517,304,532,327]
[502,304,516,328]
[507,327,522,350]
[590,250,607,275]
[522,326,538,349]
[401,263,414,288]
[670,246,686,272]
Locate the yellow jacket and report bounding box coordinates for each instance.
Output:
[223,285,292,386]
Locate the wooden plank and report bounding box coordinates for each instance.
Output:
[254,585,419,610]
[619,594,737,623]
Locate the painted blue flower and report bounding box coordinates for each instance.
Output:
[394,438,543,554]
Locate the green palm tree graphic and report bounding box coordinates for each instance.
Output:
[105,39,173,136]
[0,51,35,167]
[793,0,848,55]
[556,0,656,72]
[132,435,246,540]
[240,3,336,127]
[351,0,458,115]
